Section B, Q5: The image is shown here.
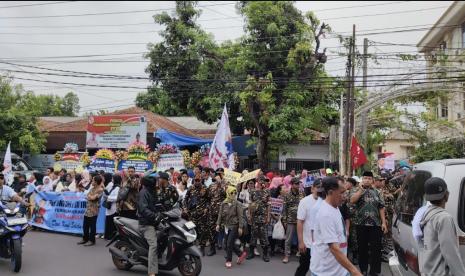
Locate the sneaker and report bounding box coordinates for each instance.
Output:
[282,256,289,263]
[237,251,247,265]
[296,252,301,257]
[225,262,232,269]
[254,248,260,256]
[83,241,95,247]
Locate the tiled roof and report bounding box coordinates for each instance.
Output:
[39,107,197,137]
[166,117,218,130]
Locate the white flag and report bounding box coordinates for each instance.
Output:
[2,142,13,185]
[209,105,235,170]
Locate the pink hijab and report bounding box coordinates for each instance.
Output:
[270,177,283,189]
[283,175,292,190]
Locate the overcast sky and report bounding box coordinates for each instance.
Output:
[0,1,453,114]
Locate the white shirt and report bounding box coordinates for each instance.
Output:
[104,182,120,216]
[297,195,318,249]
[309,197,324,232]
[0,185,17,201]
[310,200,348,276]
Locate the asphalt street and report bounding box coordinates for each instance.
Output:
[1,230,392,276]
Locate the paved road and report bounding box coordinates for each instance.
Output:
[1,230,392,276]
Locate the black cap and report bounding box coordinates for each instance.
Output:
[425,177,448,201]
[291,177,301,185]
[363,171,374,177]
[259,175,270,183]
[216,168,225,173]
[158,172,170,181]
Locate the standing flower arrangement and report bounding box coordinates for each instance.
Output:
[190,151,201,167]
[182,150,192,168]
[114,150,128,162]
[157,144,178,154]
[127,141,150,160]
[80,152,91,166]
[199,143,211,157]
[95,149,115,160]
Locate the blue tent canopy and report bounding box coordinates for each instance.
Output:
[154,128,212,146]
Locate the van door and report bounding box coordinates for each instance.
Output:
[392,170,431,275]
[443,165,465,263]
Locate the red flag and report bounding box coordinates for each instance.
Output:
[351,136,368,169]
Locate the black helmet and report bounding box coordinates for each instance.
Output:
[141,174,157,187]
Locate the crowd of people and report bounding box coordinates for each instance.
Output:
[5,162,463,276]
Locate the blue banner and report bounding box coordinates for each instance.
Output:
[30,191,106,234]
[88,158,116,173]
[117,159,153,173]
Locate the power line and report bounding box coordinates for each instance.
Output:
[0,1,76,9]
[313,1,408,12]
[0,2,235,19]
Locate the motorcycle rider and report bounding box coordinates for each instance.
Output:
[137,174,163,276]
[0,173,28,205]
[156,172,179,211]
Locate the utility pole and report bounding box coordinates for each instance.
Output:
[342,32,353,176]
[348,24,356,176]
[361,38,369,156]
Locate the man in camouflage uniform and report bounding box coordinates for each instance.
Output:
[248,176,271,262]
[344,177,359,264]
[206,177,226,256]
[376,176,395,262]
[156,172,179,211]
[183,173,211,256]
[282,177,305,263]
[117,166,140,219]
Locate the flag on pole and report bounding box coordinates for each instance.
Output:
[209,105,235,170]
[350,136,367,170]
[2,142,13,185]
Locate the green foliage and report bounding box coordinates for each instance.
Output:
[17,91,80,117]
[140,1,342,168]
[0,78,48,154]
[412,138,465,163]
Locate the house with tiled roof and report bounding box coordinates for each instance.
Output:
[38,107,198,153]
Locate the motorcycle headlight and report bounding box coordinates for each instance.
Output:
[185,231,197,244]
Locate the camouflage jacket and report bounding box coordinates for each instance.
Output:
[156,184,179,211]
[183,184,210,215]
[249,189,270,224]
[208,183,226,216]
[119,176,140,211]
[283,190,304,224]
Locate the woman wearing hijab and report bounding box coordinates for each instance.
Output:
[216,186,248,268]
[39,176,54,192]
[103,174,121,240]
[79,170,91,190]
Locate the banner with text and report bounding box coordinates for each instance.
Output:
[31,191,105,234]
[118,160,153,173]
[86,114,147,149]
[223,168,242,186]
[156,153,184,172]
[270,198,284,215]
[239,169,261,184]
[88,158,116,173]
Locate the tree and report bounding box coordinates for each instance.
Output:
[140,1,341,169]
[0,78,47,154]
[17,91,80,117]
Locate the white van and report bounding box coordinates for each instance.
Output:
[389,159,465,275]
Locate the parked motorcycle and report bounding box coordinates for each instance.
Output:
[0,201,28,272]
[107,207,202,276]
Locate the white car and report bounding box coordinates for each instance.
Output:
[390,159,465,275]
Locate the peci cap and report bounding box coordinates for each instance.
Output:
[363,171,374,177]
[425,177,448,201]
[158,172,170,180]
